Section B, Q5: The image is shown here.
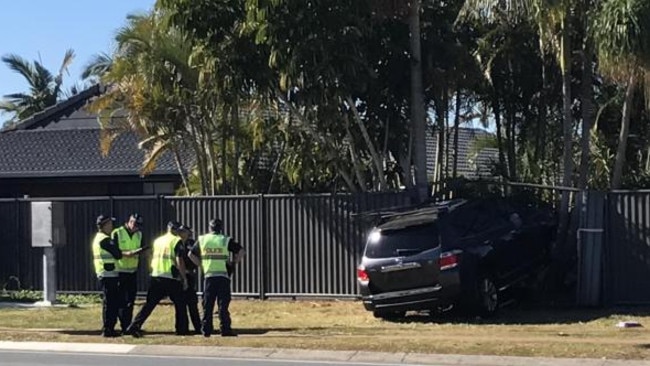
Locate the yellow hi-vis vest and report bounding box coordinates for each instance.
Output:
[92,232,118,278]
[150,232,180,279]
[113,226,142,273]
[198,233,230,278]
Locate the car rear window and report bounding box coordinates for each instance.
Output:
[364,223,439,259]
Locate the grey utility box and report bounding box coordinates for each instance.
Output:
[31,201,66,247]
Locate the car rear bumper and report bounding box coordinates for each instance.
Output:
[360,271,461,312]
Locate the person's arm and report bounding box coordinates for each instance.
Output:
[188,242,201,268]
[100,237,122,259]
[228,239,245,264]
[174,240,188,289]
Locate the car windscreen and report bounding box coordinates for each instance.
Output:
[364,223,439,259]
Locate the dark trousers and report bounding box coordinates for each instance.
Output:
[99,277,120,332]
[128,277,188,334]
[202,276,232,334]
[184,273,202,332]
[118,272,137,331]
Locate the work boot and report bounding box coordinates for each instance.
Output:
[101,329,120,338]
[220,329,237,337]
[125,326,143,338]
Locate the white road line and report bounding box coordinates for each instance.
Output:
[0,341,136,354]
[0,349,429,366]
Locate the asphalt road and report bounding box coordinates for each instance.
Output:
[0,350,419,366]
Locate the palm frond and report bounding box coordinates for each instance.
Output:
[592,0,650,81]
[81,52,113,80]
[140,138,171,176]
[1,54,38,87]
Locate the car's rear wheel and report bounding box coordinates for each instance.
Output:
[476,275,498,317]
[372,310,405,320]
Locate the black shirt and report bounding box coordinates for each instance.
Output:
[183,239,198,272]
[99,237,122,260]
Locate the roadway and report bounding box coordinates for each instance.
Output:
[0,350,420,366]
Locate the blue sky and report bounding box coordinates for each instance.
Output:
[0,0,155,114]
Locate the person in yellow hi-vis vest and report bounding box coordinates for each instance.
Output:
[125,221,189,338]
[112,213,146,333]
[189,218,245,337]
[92,214,144,338]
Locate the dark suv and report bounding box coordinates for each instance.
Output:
[357,198,556,319]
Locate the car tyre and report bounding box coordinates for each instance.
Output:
[372,310,405,320]
[476,274,499,317]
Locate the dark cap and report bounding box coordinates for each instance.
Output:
[130,213,144,226]
[209,218,223,229]
[167,220,181,231]
[178,224,193,233]
[96,214,116,226]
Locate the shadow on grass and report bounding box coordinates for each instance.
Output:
[57,327,308,337]
[382,303,650,326]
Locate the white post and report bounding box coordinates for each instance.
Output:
[35,247,56,307]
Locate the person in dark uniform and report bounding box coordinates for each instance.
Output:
[91,214,143,337]
[112,213,146,333]
[178,224,202,334]
[125,221,189,338]
[188,218,245,337]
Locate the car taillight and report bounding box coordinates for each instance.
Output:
[357,266,369,283]
[440,251,460,270]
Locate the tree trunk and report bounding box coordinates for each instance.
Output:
[171,145,191,196]
[399,126,414,190]
[346,96,387,190]
[408,0,428,201]
[221,108,228,195]
[578,40,594,190]
[189,121,208,195]
[383,115,391,182]
[444,85,450,180]
[536,56,548,181]
[453,88,461,178]
[268,108,291,194]
[435,109,445,184]
[611,74,637,189]
[231,102,240,195]
[557,15,574,260]
[492,94,506,178]
[345,114,367,191]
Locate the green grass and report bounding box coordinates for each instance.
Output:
[1,299,650,360]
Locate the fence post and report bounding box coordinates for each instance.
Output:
[158,195,165,226]
[576,190,605,307]
[258,194,268,300]
[15,198,22,290]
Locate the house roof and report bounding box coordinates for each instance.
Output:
[426,127,498,179]
[0,84,188,179]
[4,84,106,131]
[0,128,182,178]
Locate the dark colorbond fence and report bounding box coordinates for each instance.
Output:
[0,193,411,298]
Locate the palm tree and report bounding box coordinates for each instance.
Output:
[0,49,74,122]
[81,52,113,82]
[593,0,650,189]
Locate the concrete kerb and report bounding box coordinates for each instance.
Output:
[0,341,650,366]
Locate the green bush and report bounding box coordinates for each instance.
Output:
[0,290,102,305]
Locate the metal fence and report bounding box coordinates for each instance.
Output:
[605,191,650,306]
[5,187,650,305]
[0,192,411,298]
